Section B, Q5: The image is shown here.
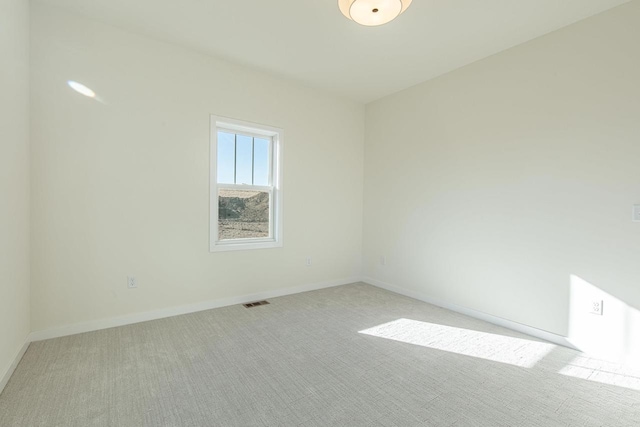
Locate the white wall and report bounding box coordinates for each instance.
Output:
[0,0,30,386]
[30,4,364,333]
[364,2,640,362]
[25,0,640,365]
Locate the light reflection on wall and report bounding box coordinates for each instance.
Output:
[66,80,106,104]
[67,80,96,98]
[568,275,640,368]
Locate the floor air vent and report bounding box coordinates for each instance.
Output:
[243,300,270,308]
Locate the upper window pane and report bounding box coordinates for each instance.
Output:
[235,134,253,185]
[253,138,270,186]
[217,131,235,184]
[217,131,271,186]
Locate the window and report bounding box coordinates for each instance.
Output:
[210,116,283,251]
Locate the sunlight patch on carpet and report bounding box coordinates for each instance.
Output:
[359,318,555,368]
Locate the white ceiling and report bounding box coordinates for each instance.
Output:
[37,0,630,103]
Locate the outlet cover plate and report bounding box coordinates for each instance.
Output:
[633,205,640,222]
[127,276,137,289]
[590,299,603,315]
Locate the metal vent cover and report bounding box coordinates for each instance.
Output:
[243,300,270,308]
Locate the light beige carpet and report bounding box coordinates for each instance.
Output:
[1,283,639,426]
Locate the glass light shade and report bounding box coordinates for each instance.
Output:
[338,0,412,26]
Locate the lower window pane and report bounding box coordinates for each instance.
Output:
[218,189,270,240]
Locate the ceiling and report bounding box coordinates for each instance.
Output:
[36,0,631,103]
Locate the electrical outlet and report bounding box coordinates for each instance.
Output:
[127,276,137,289]
[590,299,603,315]
[305,257,312,267]
[633,205,640,222]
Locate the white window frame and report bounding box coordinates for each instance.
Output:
[210,115,283,252]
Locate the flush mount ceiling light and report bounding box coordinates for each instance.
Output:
[339,0,412,26]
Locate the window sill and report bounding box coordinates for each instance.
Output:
[209,240,283,253]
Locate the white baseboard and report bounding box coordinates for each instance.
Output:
[363,276,576,350]
[0,339,30,395]
[29,277,361,342]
